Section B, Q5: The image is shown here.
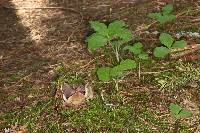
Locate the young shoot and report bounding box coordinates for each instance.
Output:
[86,20,133,62]
[154,33,187,58]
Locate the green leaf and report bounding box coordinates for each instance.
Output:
[89,21,108,36]
[148,13,162,19]
[178,109,192,119]
[157,15,169,24]
[172,40,187,48]
[108,20,126,36]
[117,28,133,42]
[110,66,124,78]
[123,42,143,55]
[87,33,108,50]
[159,33,174,48]
[169,103,182,115]
[120,59,137,70]
[123,46,131,51]
[153,47,170,58]
[107,20,133,42]
[169,103,192,119]
[148,13,176,24]
[138,53,149,60]
[157,15,176,24]
[166,14,176,21]
[108,20,125,30]
[97,67,111,82]
[162,4,173,15]
[110,59,136,78]
[111,40,125,47]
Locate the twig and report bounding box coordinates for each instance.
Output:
[80,55,105,69]
[141,69,174,74]
[114,79,119,91]
[3,6,79,12]
[138,62,141,80]
[133,21,157,34]
[0,40,31,44]
[191,18,200,22]
[0,39,79,44]
[171,44,200,59]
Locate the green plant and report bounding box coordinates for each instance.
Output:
[169,103,192,119]
[148,4,176,24]
[96,59,136,90]
[86,20,132,62]
[169,103,192,133]
[153,33,187,58]
[97,59,136,90]
[155,62,200,92]
[87,20,136,90]
[123,42,149,60]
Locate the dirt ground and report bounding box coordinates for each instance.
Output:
[0,0,200,132]
[0,0,160,113]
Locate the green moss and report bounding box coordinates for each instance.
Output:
[154,61,200,92]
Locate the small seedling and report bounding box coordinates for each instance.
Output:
[169,103,192,119]
[87,20,136,90]
[97,59,136,82]
[123,42,149,60]
[148,4,176,24]
[153,33,187,58]
[97,59,136,90]
[86,20,132,62]
[169,103,192,132]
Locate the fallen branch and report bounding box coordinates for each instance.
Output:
[3,6,79,12]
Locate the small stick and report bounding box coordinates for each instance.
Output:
[138,62,141,80]
[171,45,200,59]
[141,69,174,74]
[3,6,79,12]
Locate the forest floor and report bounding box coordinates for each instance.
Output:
[0,0,200,132]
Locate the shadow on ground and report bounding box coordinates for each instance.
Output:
[0,1,54,113]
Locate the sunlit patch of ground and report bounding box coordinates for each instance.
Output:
[11,0,55,43]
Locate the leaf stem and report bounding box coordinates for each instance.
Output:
[138,62,141,80]
[114,79,119,91]
[115,46,120,63]
[108,40,120,63]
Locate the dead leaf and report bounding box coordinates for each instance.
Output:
[8,125,28,133]
[60,83,76,102]
[61,83,94,107]
[18,125,28,133]
[76,85,85,94]
[66,92,85,105]
[84,83,94,100]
